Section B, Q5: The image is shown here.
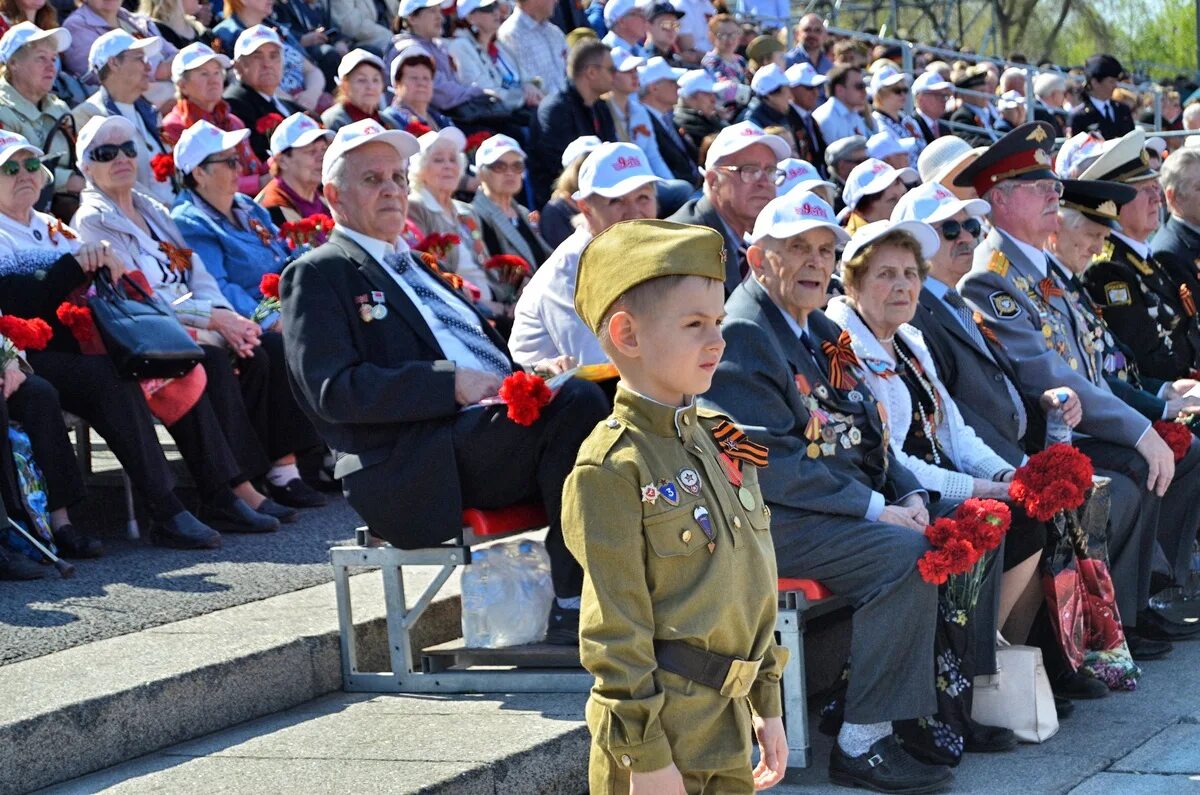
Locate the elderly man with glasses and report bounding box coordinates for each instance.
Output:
[959,122,1200,661]
[667,121,791,294]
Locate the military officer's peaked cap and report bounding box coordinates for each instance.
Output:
[1060,179,1136,230]
[575,219,726,334]
[954,121,1057,196]
[1077,128,1158,184]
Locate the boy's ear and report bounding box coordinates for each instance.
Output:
[607,310,640,359]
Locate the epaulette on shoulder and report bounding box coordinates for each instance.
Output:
[574,415,629,467]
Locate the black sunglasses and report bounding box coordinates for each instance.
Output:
[89,141,138,163]
[939,217,982,240]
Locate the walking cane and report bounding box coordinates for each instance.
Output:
[6,516,74,578]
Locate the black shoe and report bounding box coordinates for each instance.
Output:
[254,498,298,524]
[151,511,221,549]
[199,496,280,534]
[1137,609,1200,641]
[545,604,579,646]
[0,547,49,579]
[52,524,103,558]
[1052,670,1109,700]
[963,719,1017,753]
[266,477,327,509]
[1123,630,1172,661]
[830,735,953,794]
[1054,695,1074,720]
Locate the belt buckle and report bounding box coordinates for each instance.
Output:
[719,657,761,699]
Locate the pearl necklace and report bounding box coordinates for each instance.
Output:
[894,342,943,466]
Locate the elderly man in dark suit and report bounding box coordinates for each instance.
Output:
[1152,146,1200,302]
[223,26,304,163]
[667,121,790,295]
[702,191,956,794]
[281,120,608,644]
[957,122,1200,658]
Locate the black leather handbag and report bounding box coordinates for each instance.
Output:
[87,269,205,379]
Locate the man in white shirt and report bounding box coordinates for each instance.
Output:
[497,0,569,96]
[601,0,651,55]
[282,120,608,645]
[510,141,662,366]
[812,65,871,145]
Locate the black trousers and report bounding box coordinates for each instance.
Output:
[6,373,85,513]
[199,345,271,482]
[255,332,322,461]
[452,378,609,599]
[28,351,240,521]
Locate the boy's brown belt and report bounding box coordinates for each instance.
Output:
[653,639,761,699]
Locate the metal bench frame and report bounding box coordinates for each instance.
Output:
[331,527,845,769]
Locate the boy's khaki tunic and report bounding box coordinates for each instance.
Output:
[563,386,788,794]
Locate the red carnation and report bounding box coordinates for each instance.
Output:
[484,253,532,287]
[498,371,552,426]
[918,548,953,585]
[924,517,958,548]
[1154,420,1192,463]
[941,536,981,574]
[1009,443,1095,521]
[465,130,490,155]
[0,315,52,351]
[260,273,281,300]
[416,232,461,261]
[954,498,1011,553]
[150,152,175,182]
[255,113,284,136]
[56,302,95,345]
[405,119,432,137]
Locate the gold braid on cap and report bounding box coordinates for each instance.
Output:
[1060,199,1120,220]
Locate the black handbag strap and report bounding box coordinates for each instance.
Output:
[94,267,170,318]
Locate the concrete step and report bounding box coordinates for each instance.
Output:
[2,565,464,795]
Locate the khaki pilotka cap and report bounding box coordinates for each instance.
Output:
[574,219,727,334]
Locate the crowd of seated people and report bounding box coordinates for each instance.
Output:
[4,0,1200,788]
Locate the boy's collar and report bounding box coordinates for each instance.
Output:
[613,383,698,439]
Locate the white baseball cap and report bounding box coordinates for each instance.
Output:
[843,158,916,210]
[776,157,835,199]
[750,63,789,96]
[866,131,916,162]
[0,129,43,167]
[475,133,524,167]
[389,41,436,84]
[75,114,136,165]
[399,0,441,17]
[867,65,909,98]
[174,120,250,175]
[785,61,827,88]
[418,126,466,153]
[87,29,160,73]
[841,218,940,264]
[336,48,385,84]
[561,135,602,168]
[269,112,334,157]
[171,42,230,83]
[321,118,420,184]
[234,24,282,60]
[912,70,952,94]
[611,47,644,73]
[638,56,684,87]
[751,190,849,245]
[456,0,499,16]
[704,121,791,170]
[997,89,1024,111]
[891,180,990,225]
[678,69,715,97]
[574,141,661,200]
[1146,136,1167,156]
[604,0,652,27]
[0,22,69,64]
[1054,131,1106,179]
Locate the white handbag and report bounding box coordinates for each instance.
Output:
[971,637,1060,743]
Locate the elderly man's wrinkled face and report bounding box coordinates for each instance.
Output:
[708,142,779,228]
[1052,213,1110,273]
[1119,179,1163,240]
[1166,164,1200,227]
[235,43,282,94]
[833,147,866,182]
[686,89,717,115]
[928,209,981,284]
[326,141,410,242]
[748,227,837,322]
[990,178,1062,243]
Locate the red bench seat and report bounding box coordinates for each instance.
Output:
[462,505,549,538]
[777,578,833,601]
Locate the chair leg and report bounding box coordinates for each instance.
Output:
[122,472,139,541]
[777,600,811,769]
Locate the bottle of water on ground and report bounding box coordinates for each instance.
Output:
[461,539,555,648]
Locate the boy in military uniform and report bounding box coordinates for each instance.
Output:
[563,219,789,794]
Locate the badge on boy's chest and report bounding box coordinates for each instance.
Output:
[355,291,389,323]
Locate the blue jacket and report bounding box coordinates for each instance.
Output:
[172,191,292,317]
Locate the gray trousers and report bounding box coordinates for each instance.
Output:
[771,507,938,724]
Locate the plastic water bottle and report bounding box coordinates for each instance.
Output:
[1044,390,1072,447]
[461,548,494,647]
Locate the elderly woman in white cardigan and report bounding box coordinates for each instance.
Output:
[825,219,1015,502]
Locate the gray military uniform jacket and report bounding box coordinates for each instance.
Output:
[959,228,1150,449]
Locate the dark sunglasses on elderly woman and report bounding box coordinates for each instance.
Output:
[0,157,41,176]
[89,141,139,163]
[939,217,982,241]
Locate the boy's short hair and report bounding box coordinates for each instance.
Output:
[596,275,697,356]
